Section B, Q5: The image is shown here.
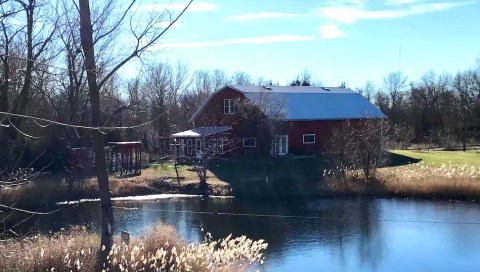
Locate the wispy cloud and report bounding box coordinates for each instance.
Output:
[154,21,183,29]
[227,12,307,20]
[319,24,346,39]
[155,35,315,49]
[135,2,216,12]
[385,0,420,5]
[319,1,475,23]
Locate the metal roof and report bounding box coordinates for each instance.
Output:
[171,126,231,138]
[189,85,386,122]
[231,85,353,94]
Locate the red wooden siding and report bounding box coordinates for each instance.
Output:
[192,87,355,156]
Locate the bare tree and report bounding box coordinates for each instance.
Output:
[4,0,59,130]
[383,71,408,110]
[328,119,389,180]
[211,68,229,90]
[444,69,480,150]
[327,120,355,182]
[237,88,287,156]
[78,0,193,260]
[191,128,238,196]
[290,69,316,86]
[359,80,376,102]
[231,71,252,85]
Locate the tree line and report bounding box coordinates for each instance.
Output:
[0,0,286,173]
[360,69,480,151]
[1,1,479,176]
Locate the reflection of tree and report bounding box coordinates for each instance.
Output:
[198,198,384,270]
[11,198,385,270]
[356,200,383,271]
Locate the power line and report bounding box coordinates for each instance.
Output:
[0,54,95,74]
[0,111,165,131]
[111,206,480,226]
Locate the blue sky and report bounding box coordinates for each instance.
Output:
[130,0,480,88]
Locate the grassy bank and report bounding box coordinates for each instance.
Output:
[3,151,480,206]
[0,223,267,271]
[207,151,480,200]
[322,150,480,200]
[391,150,480,167]
[0,164,231,208]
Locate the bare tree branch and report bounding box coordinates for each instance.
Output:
[97,0,194,91]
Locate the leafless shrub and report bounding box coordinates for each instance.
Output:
[328,119,390,180]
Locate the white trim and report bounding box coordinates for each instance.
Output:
[186,139,193,154]
[274,135,288,156]
[243,138,256,148]
[195,139,202,158]
[303,134,315,144]
[224,99,236,114]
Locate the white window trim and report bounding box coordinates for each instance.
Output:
[303,134,315,144]
[224,99,235,114]
[274,135,288,156]
[243,138,257,148]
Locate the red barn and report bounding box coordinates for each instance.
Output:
[172,85,385,157]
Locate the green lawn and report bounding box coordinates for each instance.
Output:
[390,150,480,167]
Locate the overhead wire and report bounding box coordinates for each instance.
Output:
[0,54,96,74]
[111,205,480,226]
[0,110,166,131]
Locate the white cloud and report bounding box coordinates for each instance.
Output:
[227,12,307,20]
[385,0,420,5]
[135,2,216,12]
[155,35,315,49]
[319,1,475,23]
[154,21,183,29]
[319,24,346,39]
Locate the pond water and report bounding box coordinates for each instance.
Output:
[29,196,480,271]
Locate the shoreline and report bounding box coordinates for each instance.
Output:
[2,157,480,208]
[0,174,233,209]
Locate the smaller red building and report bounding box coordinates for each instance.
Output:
[172,85,385,157]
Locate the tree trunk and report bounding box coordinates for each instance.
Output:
[12,0,35,129]
[79,0,114,265]
[174,159,180,185]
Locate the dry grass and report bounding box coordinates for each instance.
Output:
[0,224,267,272]
[321,162,480,200]
[378,163,480,199]
[0,163,231,207]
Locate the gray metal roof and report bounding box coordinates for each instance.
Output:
[190,85,386,122]
[231,85,353,94]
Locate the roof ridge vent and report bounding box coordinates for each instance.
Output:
[321,87,330,91]
[262,86,272,90]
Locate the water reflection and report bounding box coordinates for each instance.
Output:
[15,197,480,272]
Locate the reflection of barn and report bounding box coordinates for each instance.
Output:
[70,142,142,177]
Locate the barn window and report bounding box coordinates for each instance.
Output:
[303,134,315,144]
[186,139,193,155]
[243,138,256,148]
[224,99,236,114]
